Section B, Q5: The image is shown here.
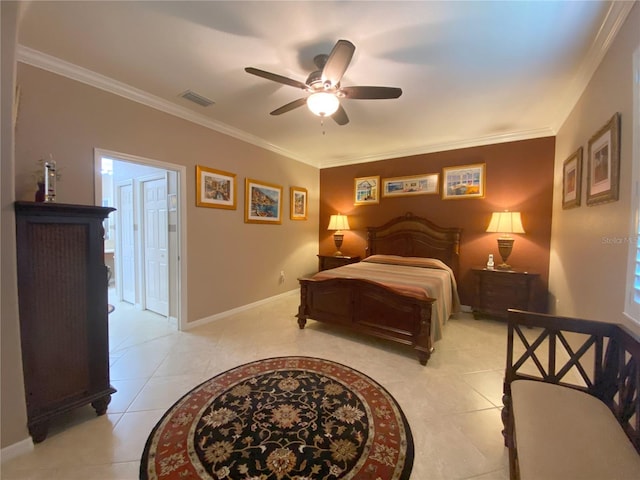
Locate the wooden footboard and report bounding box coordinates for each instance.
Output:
[297,276,435,365]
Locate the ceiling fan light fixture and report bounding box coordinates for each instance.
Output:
[307,92,339,117]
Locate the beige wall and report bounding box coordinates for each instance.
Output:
[1,0,30,450]
[3,61,319,449]
[3,1,637,453]
[14,64,320,321]
[550,3,639,331]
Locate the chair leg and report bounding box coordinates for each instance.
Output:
[504,397,519,480]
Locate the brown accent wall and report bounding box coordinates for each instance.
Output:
[319,137,555,307]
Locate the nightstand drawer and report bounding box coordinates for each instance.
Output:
[472,267,543,319]
[482,283,529,301]
[479,294,529,312]
[317,255,361,271]
[482,275,528,289]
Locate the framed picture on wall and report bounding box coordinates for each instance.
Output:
[562,147,582,209]
[290,186,307,220]
[382,173,439,197]
[441,163,485,200]
[354,176,380,205]
[196,165,236,209]
[245,178,283,224]
[587,112,621,206]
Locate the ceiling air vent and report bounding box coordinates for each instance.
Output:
[180,90,214,107]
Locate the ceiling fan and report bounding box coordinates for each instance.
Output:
[245,40,402,126]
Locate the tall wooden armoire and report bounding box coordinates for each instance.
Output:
[14,201,116,442]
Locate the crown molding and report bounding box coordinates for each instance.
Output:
[16,45,318,168]
[14,46,556,171]
[320,127,556,169]
[550,1,635,132]
[18,0,628,175]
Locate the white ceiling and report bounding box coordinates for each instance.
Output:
[16,1,633,168]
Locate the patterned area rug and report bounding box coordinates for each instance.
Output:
[140,356,414,479]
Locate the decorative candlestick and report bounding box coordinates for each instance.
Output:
[44,156,56,202]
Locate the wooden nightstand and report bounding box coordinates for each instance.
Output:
[472,267,542,319]
[317,254,361,271]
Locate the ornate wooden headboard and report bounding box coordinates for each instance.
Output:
[366,212,462,279]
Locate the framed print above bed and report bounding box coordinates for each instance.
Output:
[382,173,439,197]
[587,113,621,206]
[354,176,380,205]
[562,147,582,209]
[442,163,485,200]
[290,186,307,220]
[245,178,283,224]
[196,165,237,209]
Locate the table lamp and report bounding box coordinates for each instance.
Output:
[486,211,525,270]
[328,214,350,256]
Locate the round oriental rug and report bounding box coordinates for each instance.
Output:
[140,356,413,479]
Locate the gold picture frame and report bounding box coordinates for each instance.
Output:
[382,173,439,197]
[562,147,583,209]
[587,113,621,206]
[245,178,283,224]
[290,186,308,220]
[354,176,380,205]
[442,163,486,200]
[196,165,236,209]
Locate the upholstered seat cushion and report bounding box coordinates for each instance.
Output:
[512,379,640,480]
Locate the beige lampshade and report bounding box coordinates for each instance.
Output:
[328,214,350,231]
[486,211,525,234]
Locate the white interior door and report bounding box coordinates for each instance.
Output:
[116,181,136,304]
[142,177,169,316]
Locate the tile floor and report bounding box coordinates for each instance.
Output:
[2,292,510,479]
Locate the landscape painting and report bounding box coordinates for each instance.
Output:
[245,178,282,224]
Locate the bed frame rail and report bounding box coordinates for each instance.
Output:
[297,277,435,365]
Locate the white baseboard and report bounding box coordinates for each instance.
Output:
[185,288,299,330]
[1,437,33,463]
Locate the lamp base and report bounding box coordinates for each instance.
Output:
[333,232,344,257]
[496,237,515,270]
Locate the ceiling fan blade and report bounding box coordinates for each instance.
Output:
[245,67,308,90]
[332,104,349,126]
[340,86,403,99]
[322,40,355,86]
[270,98,307,116]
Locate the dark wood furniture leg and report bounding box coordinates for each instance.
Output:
[91,394,112,416]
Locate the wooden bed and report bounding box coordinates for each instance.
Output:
[297,212,462,365]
